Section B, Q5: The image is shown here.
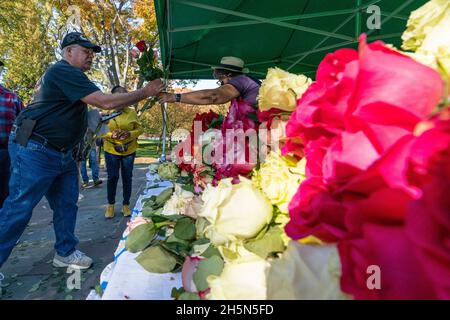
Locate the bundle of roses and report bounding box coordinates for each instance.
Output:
[282,32,449,299]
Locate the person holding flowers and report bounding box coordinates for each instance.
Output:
[0,32,164,271]
[102,85,143,219]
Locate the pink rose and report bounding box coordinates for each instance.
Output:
[338,110,450,299]
[284,34,443,242]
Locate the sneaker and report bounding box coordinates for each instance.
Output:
[105,204,114,219]
[93,179,103,187]
[81,181,90,188]
[53,250,93,270]
[122,205,132,217]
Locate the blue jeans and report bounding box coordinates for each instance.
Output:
[80,148,99,183]
[0,133,79,268]
[104,151,135,206]
[0,148,11,208]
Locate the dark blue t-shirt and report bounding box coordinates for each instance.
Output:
[16,60,100,150]
[228,75,261,105]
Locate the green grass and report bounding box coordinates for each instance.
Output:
[136,140,175,158]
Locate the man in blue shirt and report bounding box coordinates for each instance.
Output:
[0,32,164,271]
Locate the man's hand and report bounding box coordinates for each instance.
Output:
[143,79,165,98]
[157,92,176,104]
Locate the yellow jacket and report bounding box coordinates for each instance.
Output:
[102,107,143,156]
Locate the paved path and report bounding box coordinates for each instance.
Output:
[0,164,150,300]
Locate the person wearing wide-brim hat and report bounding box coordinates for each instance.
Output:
[157,56,261,106]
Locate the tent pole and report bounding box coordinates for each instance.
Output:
[161,102,168,162]
[356,0,362,39]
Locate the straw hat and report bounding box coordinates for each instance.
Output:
[211,56,249,73]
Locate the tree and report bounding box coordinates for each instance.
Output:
[0,0,57,103]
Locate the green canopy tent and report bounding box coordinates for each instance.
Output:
[153,0,428,158]
[154,0,428,80]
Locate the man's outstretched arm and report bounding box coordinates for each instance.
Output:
[82,79,165,110]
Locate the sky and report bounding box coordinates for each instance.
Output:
[189,79,218,90]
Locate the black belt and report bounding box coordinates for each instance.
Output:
[29,133,68,153]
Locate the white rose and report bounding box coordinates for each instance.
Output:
[207,254,270,300]
[258,67,312,112]
[267,241,350,300]
[161,184,195,216]
[199,177,273,245]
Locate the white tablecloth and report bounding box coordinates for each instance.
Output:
[87,167,182,300]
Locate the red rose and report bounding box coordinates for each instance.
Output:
[338,224,437,299]
[338,110,450,299]
[135,40,147,52]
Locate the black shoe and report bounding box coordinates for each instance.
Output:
[94,179,103,186]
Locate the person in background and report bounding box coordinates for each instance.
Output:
[79,107,102,188]
[157,56,261,106]
[102,85,143,219]
[0,60,24,208]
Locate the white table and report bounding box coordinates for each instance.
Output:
[87,168,182,300]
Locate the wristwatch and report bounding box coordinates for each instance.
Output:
[175,93,182,102]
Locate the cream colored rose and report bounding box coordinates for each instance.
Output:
[402,0,450,78]
[199,177,273,245]
[253,151,306,213]
[161,184,195,216]
[258,67,312,112]
[207,254,270,300]
[267,241,350,300]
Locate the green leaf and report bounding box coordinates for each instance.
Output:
[95,285,103,296]
[246,112,259,123]
[193,255,224,292]
[136,246,178,273]
[143,195,157,205]
[171,287,185,300]
[200,244,221,259]
[155,188,174,206]
[125,223,156,253]
[142,207,163,218]
[195,217,210,239]
[150,213,184,223]
[244,226,286,259]
[28,280,42,293]
[165,240,191,257]
[254,224,269,240]
[178,292,201,300]
[166,234,190,246]
[208,115,224,129]
[180,184,195,193]
[174,217,196,241]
